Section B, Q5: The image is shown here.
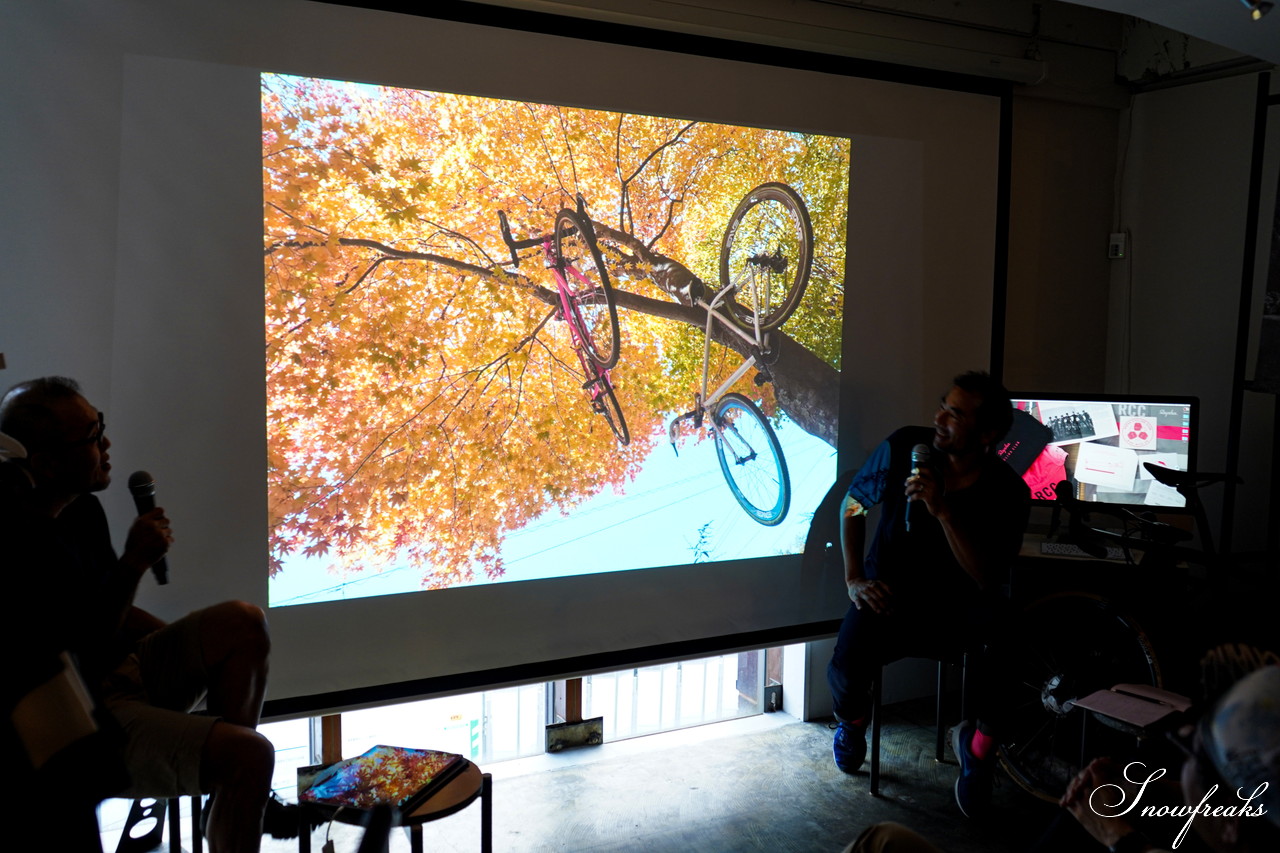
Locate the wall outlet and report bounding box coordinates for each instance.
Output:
[1108,232,1126,259]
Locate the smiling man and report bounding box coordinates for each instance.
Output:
[826,370,1029,818]
[0,376,303,852]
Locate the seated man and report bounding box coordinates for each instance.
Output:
[827,370,1029,818]
[0,377,298,852]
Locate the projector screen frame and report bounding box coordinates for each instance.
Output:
[255,4,1015,718]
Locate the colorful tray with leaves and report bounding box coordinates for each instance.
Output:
[297,745,465,814]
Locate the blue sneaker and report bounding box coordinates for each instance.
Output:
[833,720,868,773]
[951,720,993,818]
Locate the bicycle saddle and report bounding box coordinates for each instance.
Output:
[1142,463,1240,490]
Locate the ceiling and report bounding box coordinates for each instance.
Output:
[1069,0,1280,65]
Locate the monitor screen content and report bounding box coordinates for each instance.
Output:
[998,394,1198,509]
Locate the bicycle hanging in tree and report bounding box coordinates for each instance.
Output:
[667,182,813,526]
[498,196,629,445]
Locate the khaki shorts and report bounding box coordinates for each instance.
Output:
[103,609,220,797]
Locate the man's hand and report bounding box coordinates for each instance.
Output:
[904,467,946,521]
[1061,758,1152,850]
[847,577,892,613]
[120,507,173,576]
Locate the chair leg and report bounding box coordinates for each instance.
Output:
[191,795,203,853]
[167,798,181,853]
[935,661,947,761]
[870,666,883,796]
[116,799,166,853]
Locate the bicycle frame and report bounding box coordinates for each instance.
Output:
[668,253,792,526]
[689,279,769,422]
[496,203,628,445]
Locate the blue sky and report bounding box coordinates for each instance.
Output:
[269,416,835,607]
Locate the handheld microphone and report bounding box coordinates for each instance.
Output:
[906,444,931,532]
[127,470,169,585]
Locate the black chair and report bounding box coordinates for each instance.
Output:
[868,651,970,796]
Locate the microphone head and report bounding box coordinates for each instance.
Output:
[910,443,931,465]
[128,470,156,497]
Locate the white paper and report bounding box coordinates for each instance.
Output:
[1040,402,1120,445]
[1144,480,1186,507]
[1074,442,1138,489]
[1118,415,1157,450]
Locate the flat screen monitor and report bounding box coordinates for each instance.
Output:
[998,393,1198,510]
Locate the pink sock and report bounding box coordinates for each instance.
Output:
[970,728,995,760]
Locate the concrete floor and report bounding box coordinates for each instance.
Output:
[101,699,1083,853]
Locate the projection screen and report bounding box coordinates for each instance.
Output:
[0,0,1003,715]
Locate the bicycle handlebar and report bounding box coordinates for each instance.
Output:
[496,210,524,268]
[498,198,596,267]
[1051,479,1194,559]
[1143,462,1240,493]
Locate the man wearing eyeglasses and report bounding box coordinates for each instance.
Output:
[0,376,301,852]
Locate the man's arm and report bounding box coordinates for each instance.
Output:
[909,468,1026,589]
[101,507,173,640]
[840,495,890,612]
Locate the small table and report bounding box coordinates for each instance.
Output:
[298,758,492,853]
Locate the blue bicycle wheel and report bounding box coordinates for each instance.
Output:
[713,392,789,526]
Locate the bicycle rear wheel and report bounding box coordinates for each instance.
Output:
[712,392,790,525]
[555,209,620,369]
[997,592,1161,802]
[719,182,812,333]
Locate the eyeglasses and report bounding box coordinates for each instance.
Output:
[63,411,106,448]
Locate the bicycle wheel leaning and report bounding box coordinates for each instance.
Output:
[719,182,813,333]
[997,591,1162,803]
[555,209,620,370]
[712,392,790,525]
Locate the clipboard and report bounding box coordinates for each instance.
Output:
[1073,683,1192,730]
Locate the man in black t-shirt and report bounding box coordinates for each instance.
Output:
[1,377,302,851]
[827,371,1029,818]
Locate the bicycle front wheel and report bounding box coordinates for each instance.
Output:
[555,209,620,369]
[719,182,813,333]
[712,392,790,525]
[997,592,1161,803]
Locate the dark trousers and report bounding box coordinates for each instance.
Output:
[827,585,1012,734]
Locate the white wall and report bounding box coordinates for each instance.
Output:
[1109,72,1279,551]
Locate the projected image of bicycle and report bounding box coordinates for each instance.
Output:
[667,182,813,525]
[498,196,629,445]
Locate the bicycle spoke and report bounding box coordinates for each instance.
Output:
[712,393,789,525]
